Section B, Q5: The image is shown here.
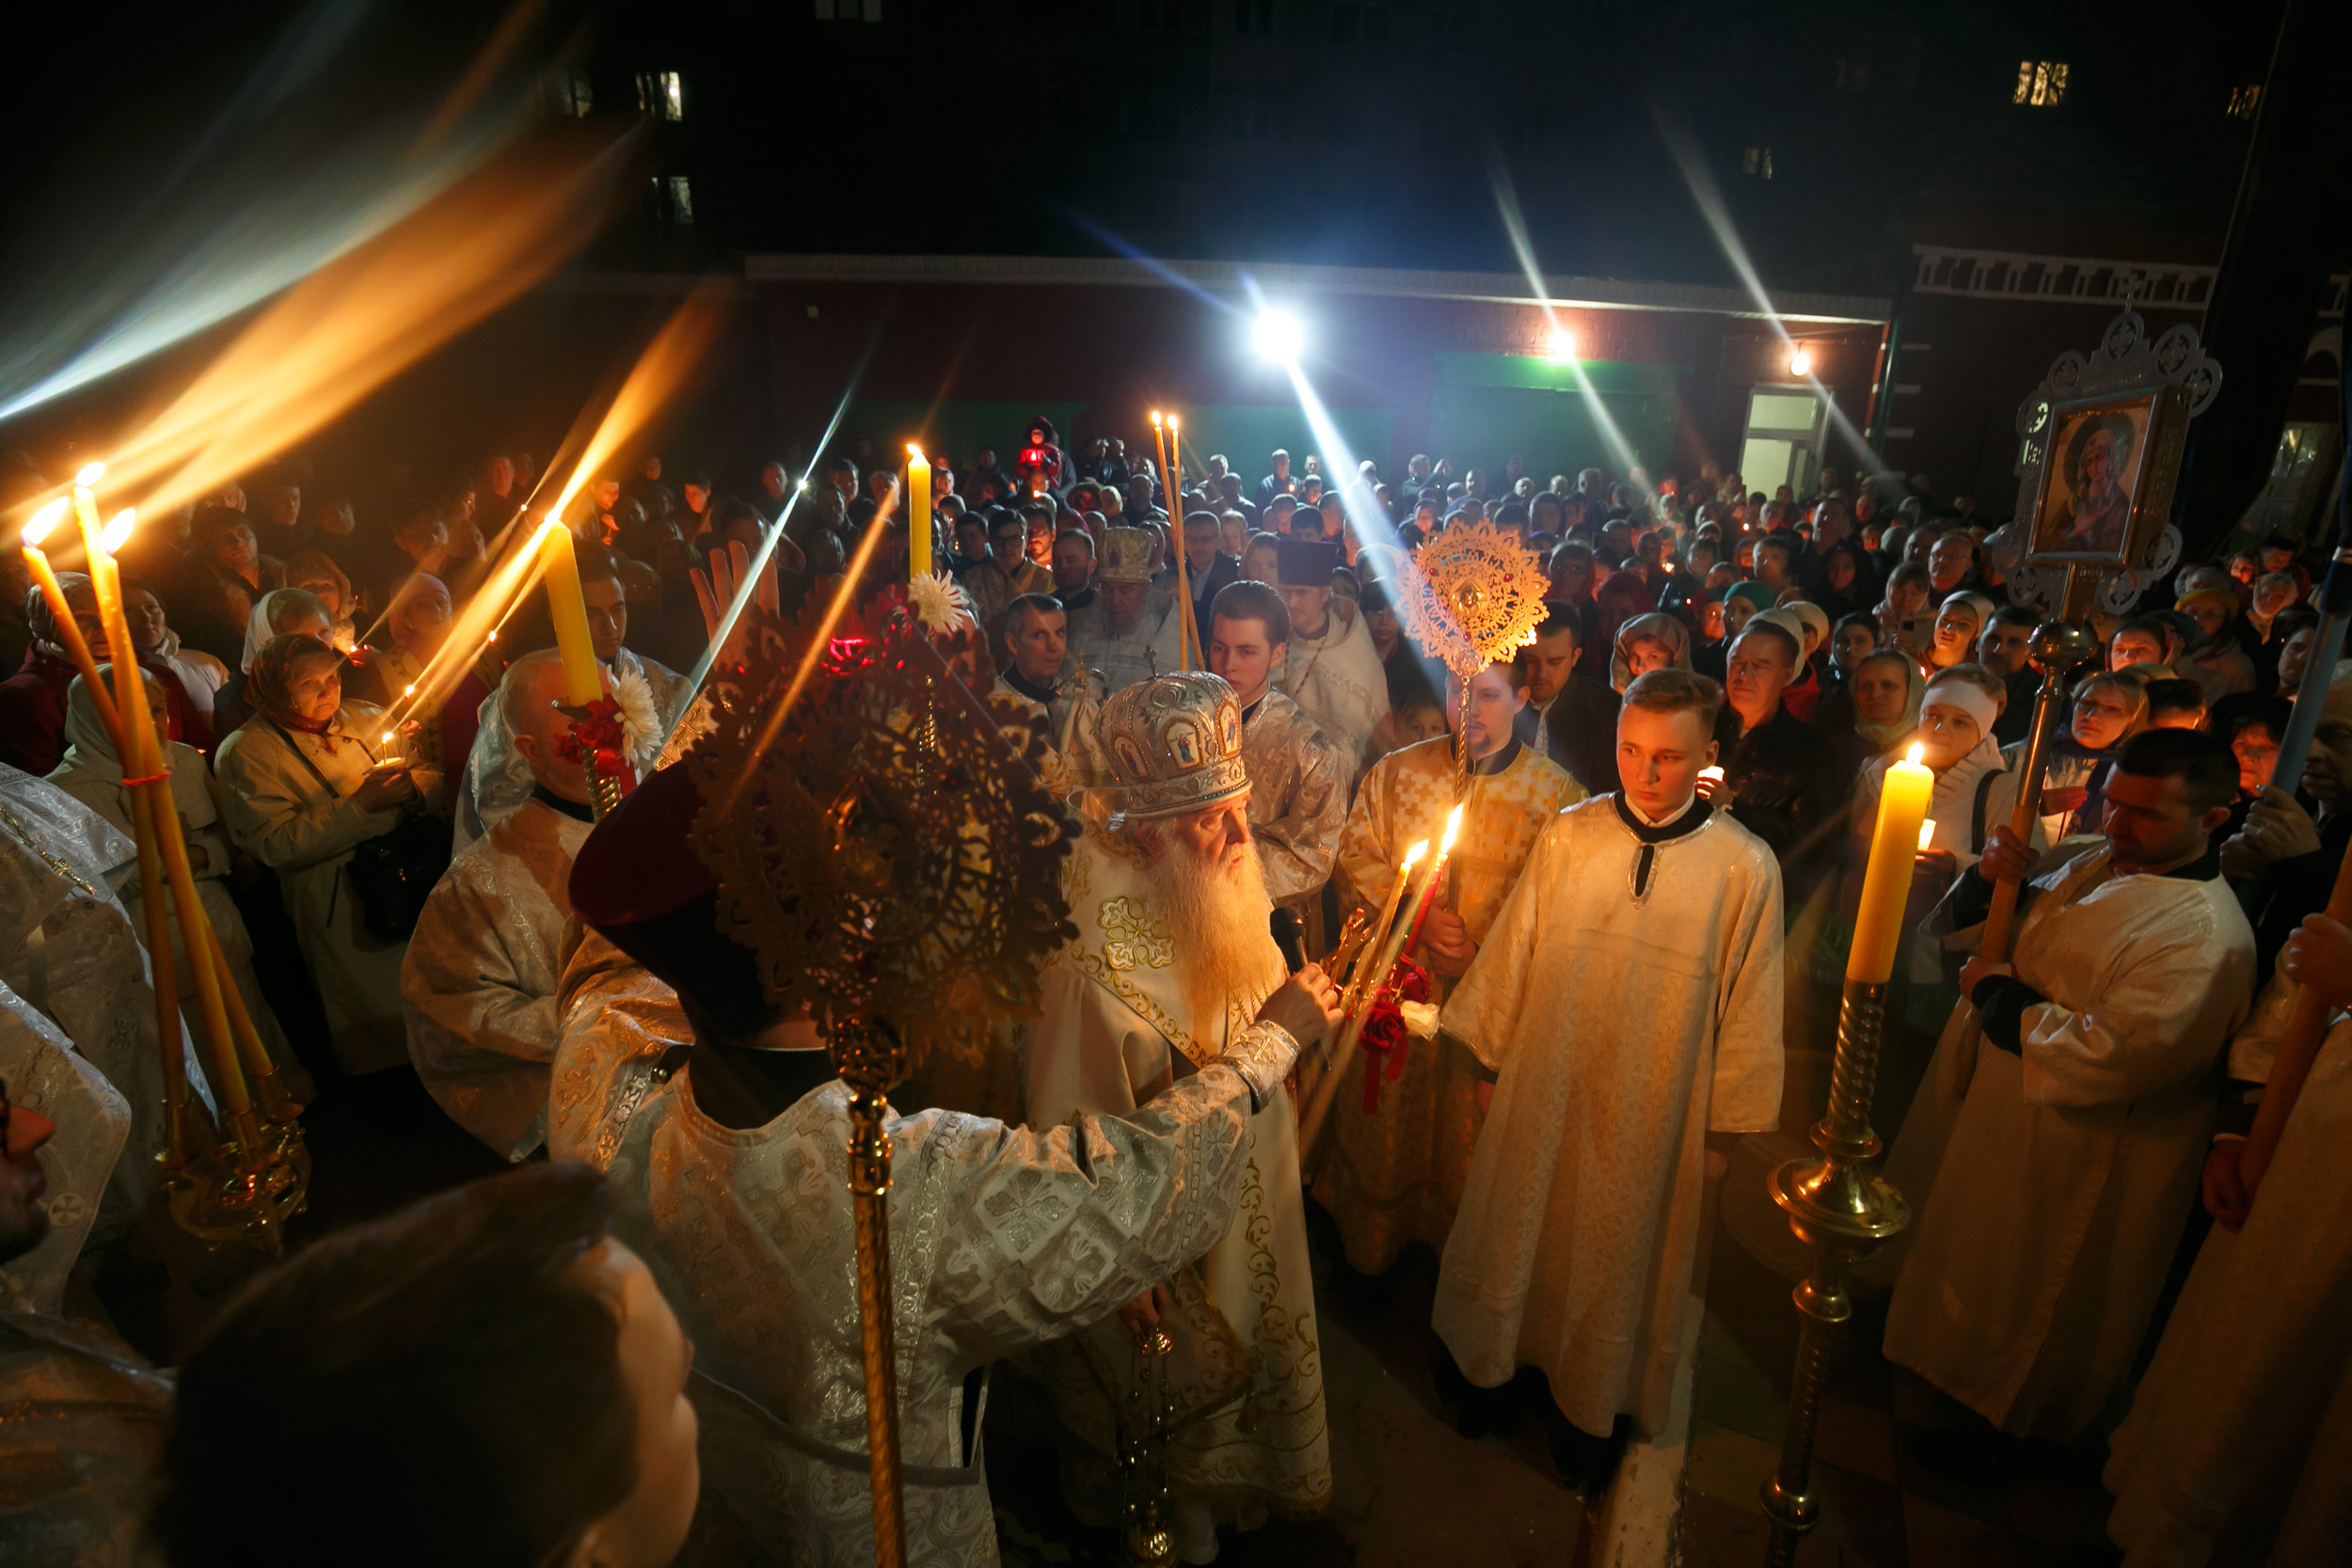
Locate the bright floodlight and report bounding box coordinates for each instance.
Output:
[1788,348,1814,377]
[1549,325,1577,360]
[1253,309,1305,363]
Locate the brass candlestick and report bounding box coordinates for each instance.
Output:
[1760,980,1908,1562]
[833,1017,908,1568]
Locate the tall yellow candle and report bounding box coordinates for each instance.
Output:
[535,521,604,706]
[1848,742,1934,982]
[1348,839,1427,990]
[906,445,931,579]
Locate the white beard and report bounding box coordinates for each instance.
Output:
[1144,833,1276,1027]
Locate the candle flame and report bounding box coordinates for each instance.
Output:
[20,498,69,548]
[1402,839,1429,870]
[1906,742,1925,766]
[1918,819,1936,851]
[1168,414,1181,432]
[1150,410,1164,427]
[101,510,136,553]
[72,461,104,488]
[404,684,417,697]
[1441,802,1464,853]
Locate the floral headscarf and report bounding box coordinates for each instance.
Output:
[246,632,342,737]
[1609,612,1693,694]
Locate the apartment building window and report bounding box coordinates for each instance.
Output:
[1741,145,1773,180]
[550,71,592,117]
[654,175,694,225]
[636,71,683,121]
[2226,84,2262,120]
[2013,60,2069,107]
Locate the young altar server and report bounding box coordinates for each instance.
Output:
[1430,669,1786,1479]
[1883,728,2255,1458]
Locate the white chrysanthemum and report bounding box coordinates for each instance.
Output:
[612,664,661,770]
[906,571,975,636]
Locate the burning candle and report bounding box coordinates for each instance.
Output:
[1849,742,1934,982]
[1402,802,1467,958]
[18,500,119,734]
[535,520,604,706]
[1917,818,1937,852]
[906,445,931,579]
[1348,839,1427,993]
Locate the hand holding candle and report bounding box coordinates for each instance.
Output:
[1347,839,1426,995]
[1849,743,1933,983]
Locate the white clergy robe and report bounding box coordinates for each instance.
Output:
[2105,1007,2352,1566]
[1315,736,1581,1275]
[987,669,1112,800]
[1275,599,1390,774]
[0,979,129,1314]
[1882,847,2255,1439]
[549,934,1279,1568]
[402,796,592,1161]
[1433,793,1785,1438]
[1025,818,1332,1522]
[1066,594,1184,698]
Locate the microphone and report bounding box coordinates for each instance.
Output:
[1270,908,1305,974]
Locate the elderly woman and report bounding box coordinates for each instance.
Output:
[215,634,435,1075]
[211,587,335,740]
[1608,611,1692,693]
[1820,645,1924,790]
[47,669,309,1101]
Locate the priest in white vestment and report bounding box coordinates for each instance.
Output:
[2105,913,2352,1566]
[1025,671,1337,1555]
[1271,539,1388,774]
[1883,728,2256,1443]
[986,593,1112,797]
[403,653,599,1161]
[0,766,213,1230]
[1205,581,1347,917]
[1432,670,1784,1449]
[553,759,1339,1568]
[1066,527,1184,698]
[0,977,130,1314]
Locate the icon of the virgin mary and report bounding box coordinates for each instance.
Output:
[2054,417,2136,555]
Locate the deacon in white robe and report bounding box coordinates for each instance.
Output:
[1883,732,2256,1440]
[987,594,1113,797]
[551,758,1332,1568]
[1433,673,1784,1440]
[1207,581,1347,913]
[2105,914,2352,1567]
[1271,540,1388,774]
[1025,673,1337,1543]
[1067,526,1185,697]
[403,653,599,1162]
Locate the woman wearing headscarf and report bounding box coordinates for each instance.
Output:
[2026,669,2148,843]
[215,633,435,1075]
[1608,611,1692,693]
[212,587,336,741]
[46,668,310,1102]
[1820,646,1923,799]
[2174,587,2258,702]
[343,574,473,784]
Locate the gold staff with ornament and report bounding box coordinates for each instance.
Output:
[1295,516,1547,1158]
[680,581,1077,1568]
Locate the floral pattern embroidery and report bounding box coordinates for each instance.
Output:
[1098,895,1172,972]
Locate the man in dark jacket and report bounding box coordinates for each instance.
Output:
[1711,620,1838,900]
[1512,604,1619,797]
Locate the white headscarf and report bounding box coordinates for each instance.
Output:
[239,588,331,674]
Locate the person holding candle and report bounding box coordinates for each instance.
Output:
[215,634,432,1076]
[1880,729,2256,1470]
[1428,669,1784,1487]
[1316,650,1581,1278]
[1710,618,1839,899]
[1023,671,1339,1554]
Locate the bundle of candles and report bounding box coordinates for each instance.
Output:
[1297,802,1464,1157]
[19,465,308,1245]
[1149,410,1202,671]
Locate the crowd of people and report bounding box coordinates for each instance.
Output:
[0,413,2345,1566]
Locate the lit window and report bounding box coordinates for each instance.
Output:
[550,71,592,117]
[636,71,683,121]
[2013,60,2069,107]
[1742,146,1773,180]
[655,175,694,225]
[2226,84,2261,120]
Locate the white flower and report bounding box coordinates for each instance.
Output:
[612,665,661,771]
[906,572,975,637]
